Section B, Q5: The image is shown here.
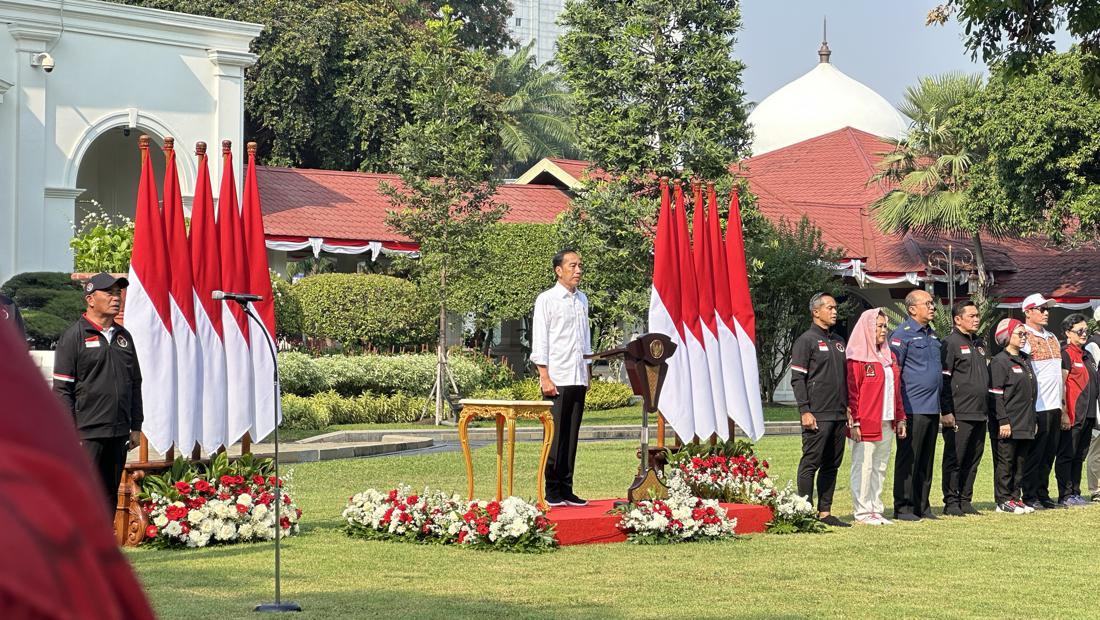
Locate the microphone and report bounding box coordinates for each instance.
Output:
[212,290,264,303]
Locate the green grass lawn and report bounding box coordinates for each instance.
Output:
[280,404,801,442]
[129,434,1100,619]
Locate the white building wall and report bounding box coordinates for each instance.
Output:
[0,0,261,285]
[508,0,564,66]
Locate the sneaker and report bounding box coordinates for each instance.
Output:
[872,513,893,525]
[562,492,588,507]
[855,515,882,525]
[1069,495,1088,506]
[995,502,1027,515]
[819,514,851,528]
[894,512,921,522]
[546,496,568,507]
[1025,500,1046,511]
[943,504,965,517]
[1014,500,1036,514]
[1041,498,1065,509]
[961,503,982,515]
[1091,493,1100,503]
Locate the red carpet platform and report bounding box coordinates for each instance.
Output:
[548,499,773,546]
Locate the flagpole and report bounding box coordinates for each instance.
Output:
[237,301,301,613]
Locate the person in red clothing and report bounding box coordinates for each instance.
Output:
[1055,313,1098,506]
[845,308,907,525]
[0,315,154,619]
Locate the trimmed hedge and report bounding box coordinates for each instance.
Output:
[272,276,303,337]
[1,272,84,348]
[469,379,634,411]
[279,391,423,430]
[277,351,514,398]
[292,273,435,348]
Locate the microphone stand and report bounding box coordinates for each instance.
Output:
[237,301,301,613]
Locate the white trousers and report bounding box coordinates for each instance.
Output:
[849,426,894,520]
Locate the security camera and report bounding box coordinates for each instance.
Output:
[31,52,55,73]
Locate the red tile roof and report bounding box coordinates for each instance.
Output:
[258,166,572,243]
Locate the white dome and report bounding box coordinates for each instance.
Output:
[748,60,908,155]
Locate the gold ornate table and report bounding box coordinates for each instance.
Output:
[457,399,555,510]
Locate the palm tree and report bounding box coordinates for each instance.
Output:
[870,73,998,296]
[491,42,582,178]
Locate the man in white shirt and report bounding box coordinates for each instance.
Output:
[531,249,592,507]
[1020,293,1066,510]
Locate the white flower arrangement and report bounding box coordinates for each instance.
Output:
[616,490,739,544]
[343,485,556,552]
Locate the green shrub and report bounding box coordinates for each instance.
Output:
[292,273,435,348]
[1,271,78,295]
[512,378,542,400]
[453,350,514,389]
[586,381,635,410]
[42,293,88,320]
[272,275,303,337]
[360,392,422,424]
[278,352,328,396]
[313,355,372,397]
[70,212,134,273]
[280,394,330,430]
[309,390,363,425]
[22,310,70,349]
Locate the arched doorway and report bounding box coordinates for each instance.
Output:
[74,128,166,225]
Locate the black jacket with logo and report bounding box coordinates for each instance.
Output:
[52,315,143,439]
[789,324,848,420]
[989,350,1037,440]
[940,328,991,421]
[0,293,25,341]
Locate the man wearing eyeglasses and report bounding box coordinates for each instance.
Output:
[1020,293,1065,510]
[889,289,942,521]
[52,272,144,515]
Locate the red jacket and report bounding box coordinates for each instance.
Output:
[846,355,905,441]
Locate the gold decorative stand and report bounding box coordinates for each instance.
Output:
[457,399,555,510]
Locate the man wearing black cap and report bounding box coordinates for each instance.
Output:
[52,272,143,514]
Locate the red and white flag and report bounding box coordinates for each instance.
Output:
[706,184,756,439]
[127,136,177,454]
[691,183,729,439]
[724,188,765,439]
[190,142,229,454]
[242,142,280,441]
[674,182,716,441]
[163,139,203,453]
[216,141,256,445]
[648,178,694,440]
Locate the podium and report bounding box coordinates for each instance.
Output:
[588,333,677,503]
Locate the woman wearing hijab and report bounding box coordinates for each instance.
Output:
[1055,313,1098,506]
[845,308,906,525]
[989,318,1039,515]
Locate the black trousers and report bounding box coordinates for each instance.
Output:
[894,414,938,516]
[942,419,986,509]
[1055,417,1096,500]
[796,419,846,513]
[81,436,128,516]
[544,385,586,499]
[992,434,1033,504]
[1023,409,1061,503]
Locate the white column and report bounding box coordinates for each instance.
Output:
[43,186,85,270]
[206,49,257,194]
[7,23,60,277]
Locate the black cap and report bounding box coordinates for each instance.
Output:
[83,272,130,294]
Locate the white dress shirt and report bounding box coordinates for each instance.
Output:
[530,282,592,387]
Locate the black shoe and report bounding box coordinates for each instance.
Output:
[921,510,940,520]
[562,492,588,507]
[818,514,851,528]
[894,512,921,522]
[960,503,982,515]
[546,495,568,507]
[1041,498,1065,510]
[943,504,965,517]
[1025,500,1046,511]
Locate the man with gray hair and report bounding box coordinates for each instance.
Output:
[789,292,850,527]
[890,288,943,521]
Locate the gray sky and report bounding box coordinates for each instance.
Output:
[736,1,1071,107]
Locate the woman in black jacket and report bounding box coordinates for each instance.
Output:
[989,318,1039,515]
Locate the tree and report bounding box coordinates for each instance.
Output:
[957,50,1100,242]
[746,218,844,403]
[869,73,997,296]
[491,42,581,178]
[557,0,751,180]
[382,7,506,423]
[555,0,753,327]
[927,1,1100,90]
[114,0,512,170]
